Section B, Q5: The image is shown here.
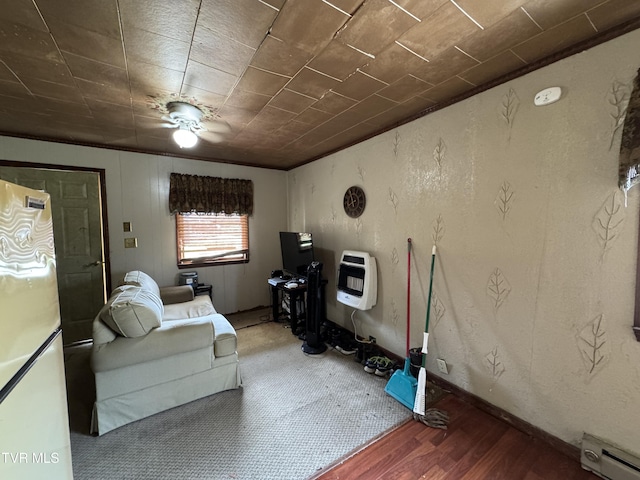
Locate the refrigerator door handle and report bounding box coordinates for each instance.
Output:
[0,328,62,405]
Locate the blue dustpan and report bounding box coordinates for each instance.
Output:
[385,357,418,410]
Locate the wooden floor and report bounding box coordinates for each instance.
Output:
[313,395,599,480]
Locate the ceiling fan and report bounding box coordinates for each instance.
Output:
[160,101,230,148]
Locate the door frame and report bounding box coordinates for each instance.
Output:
[0,159,112,295]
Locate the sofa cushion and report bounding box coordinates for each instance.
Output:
[100,285,163,337]
[163,295,216,320]
[91,315,216,372]
[123,270,161,298]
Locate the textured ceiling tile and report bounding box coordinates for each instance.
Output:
[21,78,85,104]
[377,75,431,102]
[454,0,528,29]
[84,99,134,128]
[269,89,317,114]
[123,27,190,72]
[411,47,479,86]
[458,51,527,86]
[261,0,286,10]
[75,78,130,106]
[217,105,259,128]
[191,24,255,77]
[276,119,311,139]
[335,0,419,56]
[588,0,640,32]
[391,0,449,20]
[235,66,289,97]
[0,19,60,60]
[251,35,313,77]
[119,0,199,43]
[366,95,436,128]
[294,107,334,126]
[311,122,375,153]
[0,62,19,83]
[323,0,364,14]
[184,61,238,97]
[512,15,597,63]
[36,97,92,117]
[36,0,121,38]
[0,80,32,100]
[361,42,429,84]
[226,90,272,113]
[345,94,397,122]
[179,85,226,110]
[308,41,372,81]
[331,70,386,101]
[136,134,170,150]
[285,67,340,99]
[270,0,350,55]
[63,51,128,87]
[198,0,277,49]
[3,0,48,31]
[312,91,356,115]
[455,8,542,62]
[128,62,184,94]
[47,20,126,69]
[422,77,475,103]
[2,52,73,86]
[522,0,603,30]
[398,2,481,60]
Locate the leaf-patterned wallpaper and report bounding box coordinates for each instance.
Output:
[286,30,640,454]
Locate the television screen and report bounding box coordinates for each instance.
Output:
[279,232,314,277]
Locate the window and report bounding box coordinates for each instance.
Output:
[176,213,249,267]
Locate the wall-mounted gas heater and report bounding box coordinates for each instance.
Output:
[337,251,377,311]
[581,433,640,480]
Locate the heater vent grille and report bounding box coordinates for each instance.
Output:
[581,434,640,480]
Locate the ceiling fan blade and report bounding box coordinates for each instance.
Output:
[160,122,179,129]
[199,131,225,143]
[161,115,179,124]
[205,120,231,134]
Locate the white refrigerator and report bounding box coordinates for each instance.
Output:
[0,179,73,479]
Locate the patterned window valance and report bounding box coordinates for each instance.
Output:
[169,173,253,215]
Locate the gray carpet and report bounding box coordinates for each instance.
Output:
[64,316,412,480]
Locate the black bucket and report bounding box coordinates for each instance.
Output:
[409,348,423,378]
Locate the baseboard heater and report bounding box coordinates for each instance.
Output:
[581,434,640,480]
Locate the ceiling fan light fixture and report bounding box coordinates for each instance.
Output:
[173,127,198,148]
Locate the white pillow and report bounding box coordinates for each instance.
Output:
[123,270,161,298]
[100,285,163,337]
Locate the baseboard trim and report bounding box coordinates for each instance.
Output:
[426,373,581,462]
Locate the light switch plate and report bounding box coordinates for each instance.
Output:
[534,87,562,106]
[124,237,138,248]
[123,221,132,232]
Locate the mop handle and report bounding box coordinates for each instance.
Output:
[422,245,436,367]
[406,238,412,357]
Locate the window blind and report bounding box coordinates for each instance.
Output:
[176,214,249,266]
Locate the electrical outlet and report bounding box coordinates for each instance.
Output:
[436,358,449,375]
[369,336,376,344]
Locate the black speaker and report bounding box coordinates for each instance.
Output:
[302,261,327,355]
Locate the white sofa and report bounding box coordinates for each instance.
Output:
[90,271,241,435]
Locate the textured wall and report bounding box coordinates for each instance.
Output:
[0,138,288,314]
[288,29,640,453]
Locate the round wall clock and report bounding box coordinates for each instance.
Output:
[343,186,366,218]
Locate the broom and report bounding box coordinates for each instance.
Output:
[384,238,417,409]
[412,245,449,429]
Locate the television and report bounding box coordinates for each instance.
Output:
[279,231,314,278]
